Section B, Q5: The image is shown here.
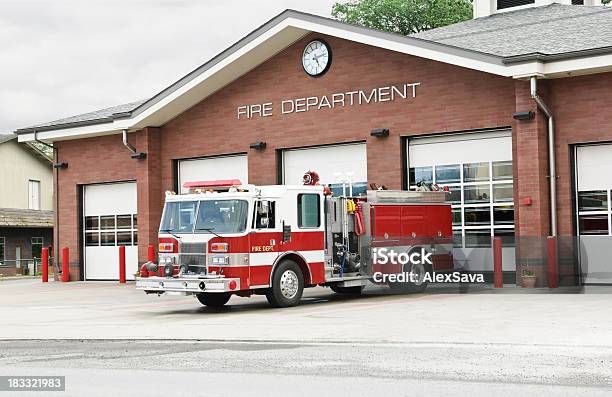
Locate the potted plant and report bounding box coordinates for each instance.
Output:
[522,269,537,288]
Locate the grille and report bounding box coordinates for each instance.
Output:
[178,242,206,274]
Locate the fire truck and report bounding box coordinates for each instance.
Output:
[135,174,453,308]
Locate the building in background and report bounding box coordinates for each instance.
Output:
[0,134,53,276]
[14,1,612,284]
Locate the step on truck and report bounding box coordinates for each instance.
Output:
[136,175,454,308]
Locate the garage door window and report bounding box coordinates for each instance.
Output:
[410,160,514,248]
[577,190,611,235]
[298,194,320,228]
[85,214,137,246]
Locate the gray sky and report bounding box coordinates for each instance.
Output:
[0,0,337,133]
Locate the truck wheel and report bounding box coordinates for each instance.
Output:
[388,255,431,294]
[196,292,231,307]
[330,285,363,295]
[266,260,304,308]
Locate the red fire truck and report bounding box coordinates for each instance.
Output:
[136,176,453,308]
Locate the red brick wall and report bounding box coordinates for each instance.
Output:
[54,33,611,278]
[159,34,516,191]
[549,72,612,236]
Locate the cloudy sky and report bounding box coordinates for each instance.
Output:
[0,0,337,133]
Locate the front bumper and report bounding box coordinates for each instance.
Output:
[136,275,240,295]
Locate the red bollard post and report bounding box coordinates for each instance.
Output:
[41,247,49,283]
[493,236,503,288]
[547,236,558,288]
[119,245,126,284]
[61,247,70,282]
[147,244,155,262]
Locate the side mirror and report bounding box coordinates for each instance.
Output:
[282,222,291,243]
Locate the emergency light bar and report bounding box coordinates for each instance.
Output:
[183,179,242,193]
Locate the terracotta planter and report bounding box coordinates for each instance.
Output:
[522,275,537,288]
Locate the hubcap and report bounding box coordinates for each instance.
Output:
[280,269,299,299]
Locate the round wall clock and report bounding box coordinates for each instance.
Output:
[302,39,331,77]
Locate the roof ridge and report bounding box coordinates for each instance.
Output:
[414,4,610,42]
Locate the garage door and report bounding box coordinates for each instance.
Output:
[83,182,138,281]
[575,144,612,284]
[282,143,367,195]
[408,130,514,271]
[178,154,248,193]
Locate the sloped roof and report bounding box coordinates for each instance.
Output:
[15,5,612,138]
[0,209,53,228]
[29,99,147,131]
[412,4,612,62]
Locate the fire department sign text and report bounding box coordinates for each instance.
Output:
[237,82,420,119]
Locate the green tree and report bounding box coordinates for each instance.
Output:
[332,0,473,35]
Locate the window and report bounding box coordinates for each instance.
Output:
[435,164,460,184]
[578,191,607,211]
[254,201,276,229]
[28,180,40,210]
[464,185,490,203]
[497,0,534,10]
[464,207,491,226]
[409,166,433,185]
[85,214,137,246]
[298,194,320,228]
[465,229,492,248]
[0,237,4,265]
[195,200,249,234]
[31,237,44,260]
[577,190,612,236]
[579,215,609,235]
[160,201,197,234]
[463,163,489,182]
[493,184,513,203]
[410,157,514,248]
[492,161,513,181]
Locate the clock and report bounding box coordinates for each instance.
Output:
[302,39,331,77]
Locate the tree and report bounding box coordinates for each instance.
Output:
[332,0,473,35]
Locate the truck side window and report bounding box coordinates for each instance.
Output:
[298,194,320,228]
[254,201,275,229]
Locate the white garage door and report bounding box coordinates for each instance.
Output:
[178,154,248,193]
[408,130,514,271]
[282,143,367,195]
[84,182,138,281]
[575,144,612,284]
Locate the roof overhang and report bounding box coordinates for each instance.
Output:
[16,9,612,143]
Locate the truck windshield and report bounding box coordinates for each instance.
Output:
[195,200,248,234]
[160,201,197,234]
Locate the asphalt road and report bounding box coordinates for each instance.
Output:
[1,279,611,395]
[0,340,611,396]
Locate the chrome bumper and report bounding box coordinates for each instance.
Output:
[136,275,240,294]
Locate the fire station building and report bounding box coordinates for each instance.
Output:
[16,1,612,284]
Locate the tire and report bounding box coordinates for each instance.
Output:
[196,292,231,307]
[388,249,432,294]
[266,260,304,308]
[330,285,363,295]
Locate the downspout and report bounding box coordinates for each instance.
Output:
[122,129,137,154]
[530,77,557,236]
[34,130,61,280]
[122,129,146,159]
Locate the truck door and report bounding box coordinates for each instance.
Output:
[249,200,281,286]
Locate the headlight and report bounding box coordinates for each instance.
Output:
[211,255,229,265]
